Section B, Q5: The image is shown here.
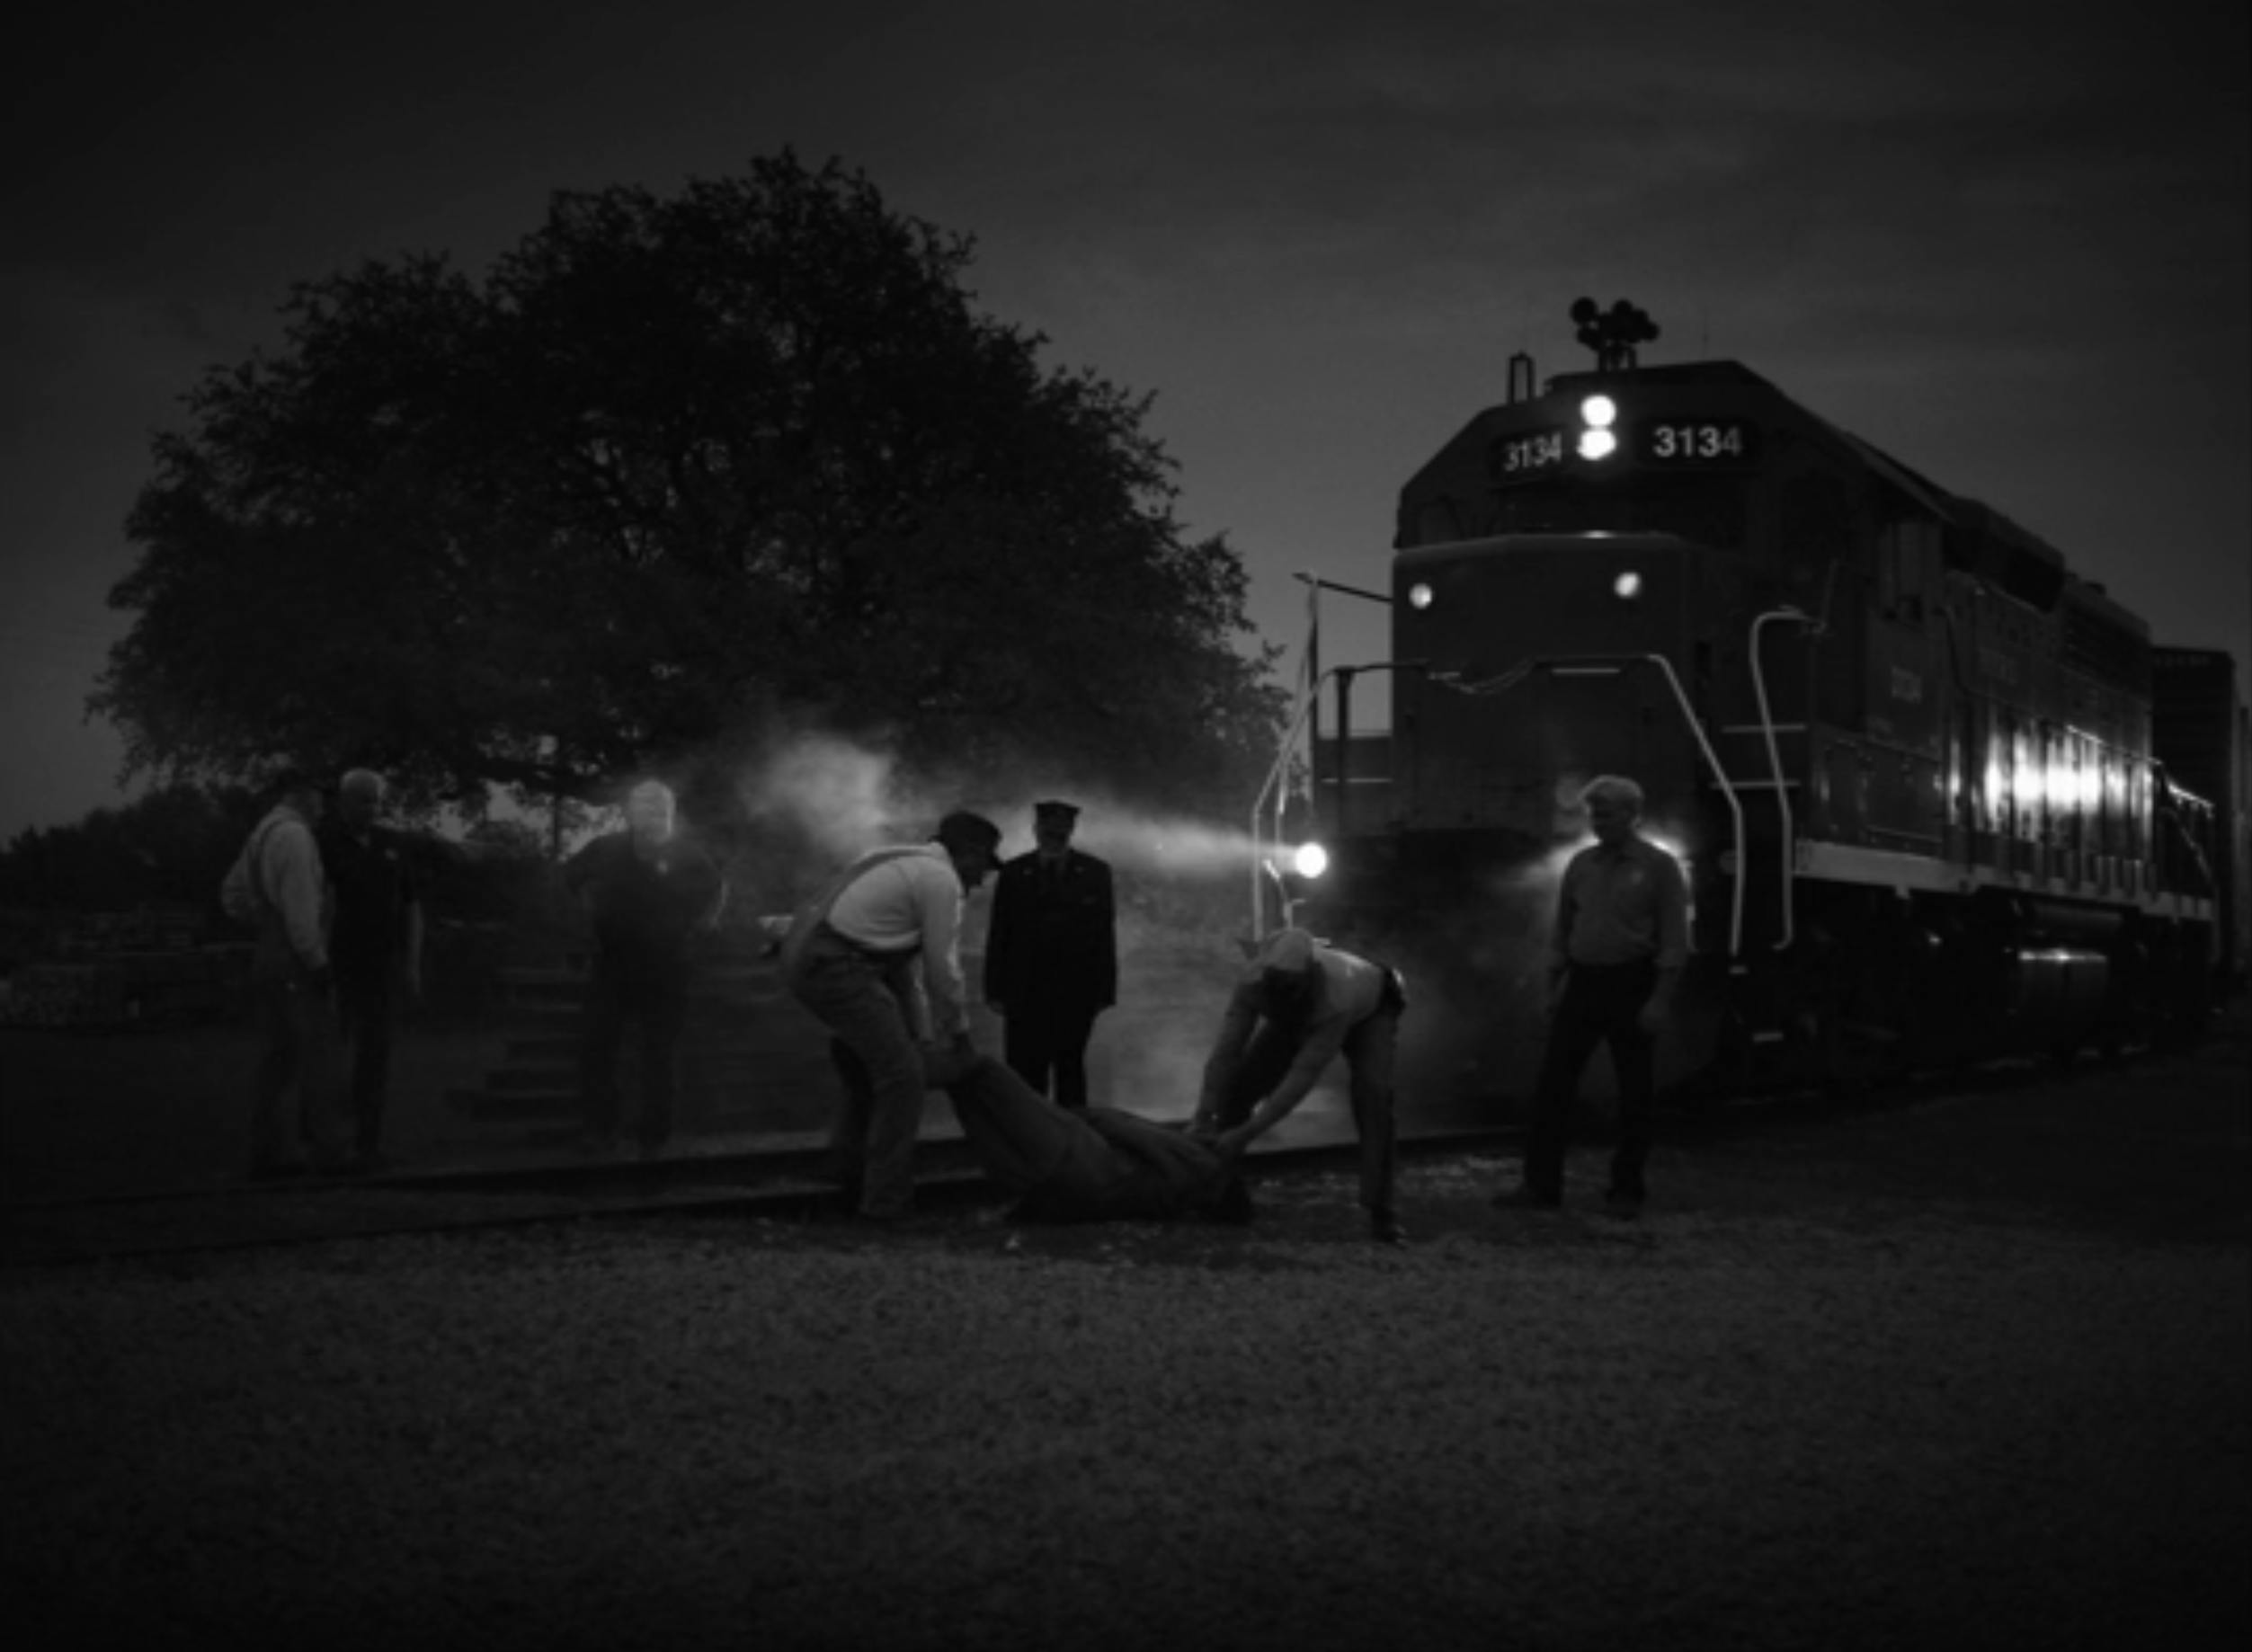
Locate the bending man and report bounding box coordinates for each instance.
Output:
[785,812,1002,1222]
[1191,927,1407,1244]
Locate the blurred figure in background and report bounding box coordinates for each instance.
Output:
[1495,773,1688,1221]
[983,799,1117,1109]
[1190,926,1408,1245]
[317,768,423,1173]
[221,769,349,1178]
[565,778,728,1159]
[784,810,1001,1222]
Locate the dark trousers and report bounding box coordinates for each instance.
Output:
[335,972,395,1159]
[1215,1005,1402,1218]
[1524,959,1658,1202]
[248,968,345,1173]
[790,929,930,1219]
[1002,1003,1099,1109]
[579,953,688,1149]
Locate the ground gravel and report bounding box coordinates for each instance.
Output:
[4,1123,2248,1651]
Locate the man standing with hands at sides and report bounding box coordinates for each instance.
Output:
[785,811,1003,1223]
[222,769,349,1178]
[983,799,1117,1110]
[1496,774,1689,1221]
[317,768,423,1173]
[565,778,729,1160]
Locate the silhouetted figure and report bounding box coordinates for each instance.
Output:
[1497,774,1689,1221]
[984,799,1117,1109]
[317,768,423,1172]
[565,779,727,1159]
[222,770,349,1177]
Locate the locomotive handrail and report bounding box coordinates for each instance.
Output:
[1749,608,1820,951]
[1435,652,1751,957]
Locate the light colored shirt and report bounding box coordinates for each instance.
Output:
[1551,834,1689,971]
[826,845,973,1038]
[224,804,330,971]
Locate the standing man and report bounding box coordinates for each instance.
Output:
[983,799,1117,1109]
[1189,927,1408,1245]
[221,769,348,1178]
[565,778,728,1159]
[1496,774,1690,1221]
[317,768,424,1173]
[785,811,1002,1222]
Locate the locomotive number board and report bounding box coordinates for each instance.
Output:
[1486,427,1570,483]
[1633,417,1761,466]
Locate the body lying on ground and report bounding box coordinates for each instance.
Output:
[931,1050,1251,1223]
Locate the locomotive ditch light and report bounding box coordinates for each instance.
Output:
[1577,394,1619,460]
[1407,582,1435,610]
[1613,570,1643,600]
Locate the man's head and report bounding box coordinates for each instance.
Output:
[337,768,385,834]
[934,811,1004,891]
[626,779,676,848]
[1032,799,1079,857]
[273,768,324,823]
[1579,775,1644,848]
[1251,926,1320,1018]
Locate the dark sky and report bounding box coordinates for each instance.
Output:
[4,0,2247,840]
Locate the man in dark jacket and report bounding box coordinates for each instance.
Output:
[565,779,728,1159]
[982,800,1117,1110]
[316,768,423,1173]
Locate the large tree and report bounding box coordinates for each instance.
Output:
[96,153,1283,822]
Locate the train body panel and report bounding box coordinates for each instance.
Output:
[1294,349,2243,1109]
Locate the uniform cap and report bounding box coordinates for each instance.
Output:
[1034,799,1080,821]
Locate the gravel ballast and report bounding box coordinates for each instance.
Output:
[4,1044,2248,1651]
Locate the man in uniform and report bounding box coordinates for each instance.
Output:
[221,769,349,1178]
[1189,926,1408,1244]
[565,778,729,1159]
[982,799,1117,1110]
[1495,773,1689,1220]
[316,768,423,1172]
[784,811,1002,1222]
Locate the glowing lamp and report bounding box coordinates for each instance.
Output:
[1580,395,1617,429]
[1289,842,1330,879]
[1407,582,1434,610]
[1578,428,1617,460]
[1613,571,1642,600]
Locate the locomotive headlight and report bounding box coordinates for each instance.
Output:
[1286,842,1329,880]
[1578,394,1619,461]
[1613,571,1643,600]
[1407,582,1434,610]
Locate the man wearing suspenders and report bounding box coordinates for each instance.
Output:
[783,812,1002,1222]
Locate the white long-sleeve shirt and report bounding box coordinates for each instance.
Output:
[825,845,972,1038]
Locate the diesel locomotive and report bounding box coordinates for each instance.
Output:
[1276,302,2248,1107]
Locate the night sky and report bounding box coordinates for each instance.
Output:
[4,0,2247,842]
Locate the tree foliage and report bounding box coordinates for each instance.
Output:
[0,784,263,914]
[97,154,1284,823]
